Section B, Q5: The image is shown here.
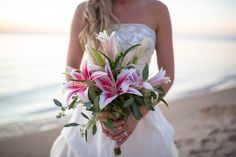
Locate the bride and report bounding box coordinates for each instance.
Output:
[50,0,178,156]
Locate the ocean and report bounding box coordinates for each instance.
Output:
[0,33,236,137]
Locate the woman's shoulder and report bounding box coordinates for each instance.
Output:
[74,1,87,16]
[72,2,87,29]
[144,1,171,30]
[147,0,169,15]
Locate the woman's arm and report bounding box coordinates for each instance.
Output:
[109,3,175,145]
[65,2,86,81]
[140,2,174,116]
[155,2,175,97]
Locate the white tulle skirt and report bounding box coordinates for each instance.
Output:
[50,105,179,157]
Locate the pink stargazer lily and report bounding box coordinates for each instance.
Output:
[94,64,142,109]
[64,60,107,102]
[127,71,154,90]
[96,31,117,62]
[148,67,171,87]
[126,71,159,98]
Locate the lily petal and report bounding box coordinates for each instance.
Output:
[99,91,118,109]
[125,87,143,96]
[90,71,107,80]
[96,31,117,62]
[69,70,83,80]
[63,81,85,91]
[116,69,136,89]
[66,89,79,102]
[119,80,132,93]
[104,63,114,81]
[77,87,89,102]
[139,81,154,91]
[94,76,113,91]
[81,60,90,80]
[148,67,171,86]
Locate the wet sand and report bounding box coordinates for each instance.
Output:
[0,87,236,157]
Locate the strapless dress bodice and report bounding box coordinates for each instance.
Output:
[110,23,156,72]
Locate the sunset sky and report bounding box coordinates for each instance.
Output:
[0,0,235,36]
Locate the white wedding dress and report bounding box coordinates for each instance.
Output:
[50,23,179,157]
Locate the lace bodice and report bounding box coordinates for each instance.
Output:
[110,23,156,72]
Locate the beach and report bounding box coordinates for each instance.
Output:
[0,0,236,156]
[0,29,236,157]
[0,87,235,157]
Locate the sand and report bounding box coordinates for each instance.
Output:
[161,87,236,157]
[0,87,236,157]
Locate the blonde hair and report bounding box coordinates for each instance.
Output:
[79,0,119,47]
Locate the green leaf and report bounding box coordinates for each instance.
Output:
[85,129,88,142]
[158,86,165,92]
[94,96,100,110]
[68,97,77,109]
[142,64,149,81]
[75,69,81,73]
[103,118,114,131]
[143,97,155,111]
[92,124,97,135]
[91,48,105,66]
[120,44,141,65]
[88,87,96,100]
[131,103,142,120]
[81,113,90,120]
[131,57,138,64]
[124,97,134,108]
[150,91,157,100]
[69,79,87,83]
[144,98,150,106]
[96,49,114,68]
[123,44,141,57]
[114,53,122,65]
[53,99,63,107]
[159,97,169,108]
[84,102,92,109]
[64,122,79,127]
[134,96,144,105]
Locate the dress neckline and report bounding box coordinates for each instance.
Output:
[111,23,156,34]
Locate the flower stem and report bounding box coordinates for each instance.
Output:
[114,141,121,156]
[114,147,121,156]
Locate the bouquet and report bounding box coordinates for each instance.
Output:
[53,31,171,156]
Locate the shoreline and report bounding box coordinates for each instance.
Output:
[0,86,236,157]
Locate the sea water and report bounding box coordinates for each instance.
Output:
[0,33,236,136]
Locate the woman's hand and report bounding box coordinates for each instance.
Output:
[99,112,140,145]
[111,113,140,145]
[99,112,124,138]
[99,107,149,145]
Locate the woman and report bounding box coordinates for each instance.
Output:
[51,0,178,156]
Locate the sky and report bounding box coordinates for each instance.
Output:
[0,0,235,36]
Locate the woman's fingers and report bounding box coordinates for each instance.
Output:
[112,130,130,145]
[112,120,125,128]
[102,119,124,131]
[117,134,129,145]
[111,131,127,141]
[101,123,112,138]
[109,126,124,137]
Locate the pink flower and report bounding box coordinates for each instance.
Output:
[127,71,158,97]
[148,67,171,87]
[64,60,107,102]
[96,31,117,62]
[94,64,142,109]
[122,37,149,67]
